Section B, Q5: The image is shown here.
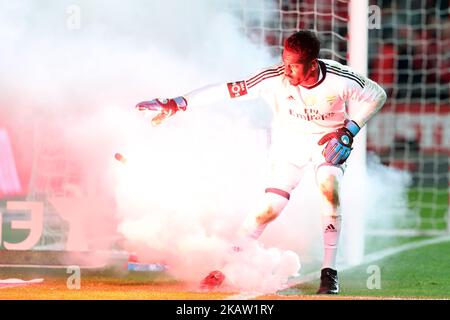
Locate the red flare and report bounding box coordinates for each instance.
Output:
[114,153,127,164]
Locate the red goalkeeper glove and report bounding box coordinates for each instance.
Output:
[136,97,187,126]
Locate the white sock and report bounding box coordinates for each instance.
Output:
[322,215,342,270]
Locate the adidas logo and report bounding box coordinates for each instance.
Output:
[325,224,337,233]
[287,95,295,100]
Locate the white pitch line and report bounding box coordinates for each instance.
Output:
[0,278,44,289]
[353,235,450,267]
[226,235,450,300]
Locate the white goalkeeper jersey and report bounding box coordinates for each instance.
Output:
[184,59,386,135]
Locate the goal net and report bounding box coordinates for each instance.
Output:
[366,0,449,234]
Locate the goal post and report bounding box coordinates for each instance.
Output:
[365,0,449,236]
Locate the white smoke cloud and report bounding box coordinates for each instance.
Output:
[362,153,413,228]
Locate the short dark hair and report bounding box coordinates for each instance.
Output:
[284,30,321,63]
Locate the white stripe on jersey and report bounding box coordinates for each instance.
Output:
[324,63,365,88]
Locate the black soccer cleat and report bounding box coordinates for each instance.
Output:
[316,268,339,294]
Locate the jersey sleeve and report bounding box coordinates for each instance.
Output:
[183,64,284,108]
[343,69,387,127]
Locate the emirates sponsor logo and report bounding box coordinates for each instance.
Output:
[289,108,335,121]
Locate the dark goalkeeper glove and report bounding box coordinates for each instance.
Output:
[317,120,361,165]
[136,97,187,126]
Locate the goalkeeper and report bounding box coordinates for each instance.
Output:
[136,30,387,294]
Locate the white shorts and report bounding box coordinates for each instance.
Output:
[265,132,346,198]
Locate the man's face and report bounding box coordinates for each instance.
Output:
[282,49,315,86]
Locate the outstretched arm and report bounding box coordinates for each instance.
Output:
[135,64,283,125]
[136,82,258,125]
[183,81,253,107]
